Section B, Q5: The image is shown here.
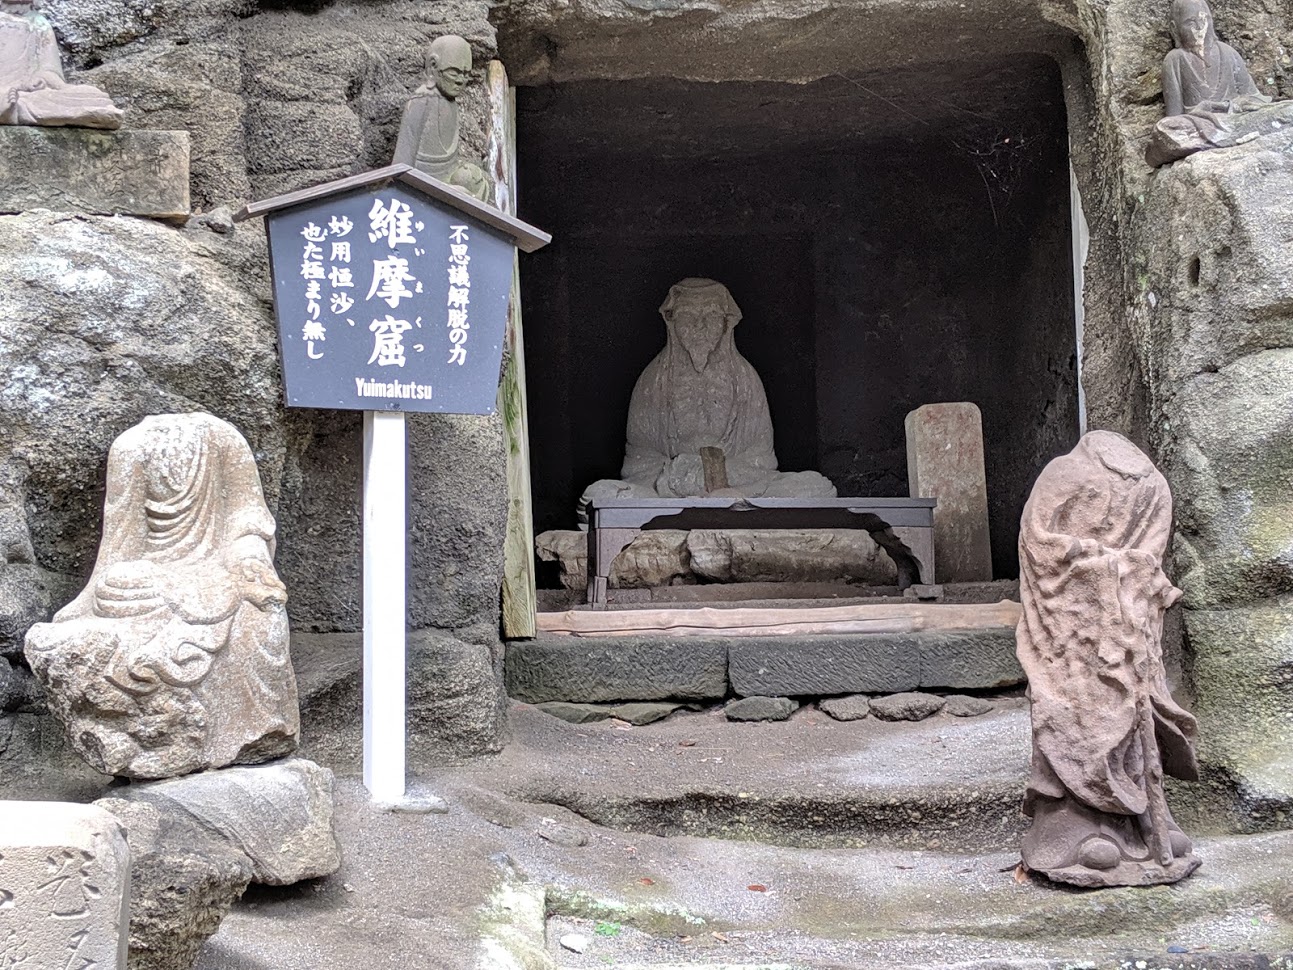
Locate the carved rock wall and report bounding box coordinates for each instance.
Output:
[0,0,509,784]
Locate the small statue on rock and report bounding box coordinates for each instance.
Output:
[25,413,299,779]
[1147,0,1293,166]
[1016,431,1200,887]
[393,34,490,202]
[579,278,835,522]
[0,0,123,129]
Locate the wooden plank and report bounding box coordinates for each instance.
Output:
[491,61,537,640]
[233,162,551,253]
[535,600,1022,638]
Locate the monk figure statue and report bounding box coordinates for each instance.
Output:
[393,34,490,203]
[1147,0,1293,166]
[0,0,123,129]
[25,413,299,780]
[579,278,835,523]
[1016,431,1200,887]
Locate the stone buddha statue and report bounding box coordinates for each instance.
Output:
[24,413,299,779]
[393,34,490,203]
[1147,0,1293,166]
[579,278,835,521]
[0,0,123,129]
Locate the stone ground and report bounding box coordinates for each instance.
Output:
[195,703,1293,970]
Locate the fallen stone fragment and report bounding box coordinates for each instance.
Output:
[608,701,681,725]
[559,932,590,953]
[944,694,993,717]
[535,701,613,724]
[819,694,871,721]
[725,696,798,722]
[95,796,252,970]
[119,757,341,886]
[870,691,946,722]
[0,800,131,969]
[538,823,589,847]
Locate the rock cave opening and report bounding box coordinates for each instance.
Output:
[516,54,1082,587]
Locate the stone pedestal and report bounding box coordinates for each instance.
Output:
[0,127,190,220]
[0,801,131,969]
[905,402,992,582]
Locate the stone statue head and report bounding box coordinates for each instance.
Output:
[427,35,473,100]
[1170,0,1217,54]
[659,278,742,373]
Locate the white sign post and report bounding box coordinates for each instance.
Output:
[235,164,549,806]
[362,409,407,803]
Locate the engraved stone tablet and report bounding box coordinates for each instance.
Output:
[0,800,130,969]
[905,402,992,582]
[0,127,190,219]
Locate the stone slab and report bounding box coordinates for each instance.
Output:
[506,636,728,703]
[0,800,130,969]
[729,634,920,696]
[0,127,190,219]
[918,628,1023,689]
[905,403,993,582]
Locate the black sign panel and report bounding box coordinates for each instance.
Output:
[264,182,514,414]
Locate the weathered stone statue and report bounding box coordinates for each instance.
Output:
[393,33,490,202]
[25,413,300,779]
[579,278,835,520]
[1147,0,1293,167]
[0,0,123,129]
[1016,431,1200,887]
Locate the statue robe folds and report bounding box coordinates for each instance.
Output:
[0,9,123,129]
[25,413,299,780]
[1017,431,1200,887]
[393,86,489,202]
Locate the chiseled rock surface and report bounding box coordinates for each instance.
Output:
[95,796,253,970]
[119,757,341,886]
[687,529,896,585]
[0,127,190,219]
[506,636,728,704]
[535,701,611,725]
[0,800,131,969]
[870,691,946,722]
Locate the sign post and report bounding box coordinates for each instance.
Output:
[236,165,549,802]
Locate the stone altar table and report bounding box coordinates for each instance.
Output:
[585,496,936,608]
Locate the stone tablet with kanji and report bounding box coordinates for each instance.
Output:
[0,801,131,969]
[237,164,549,415]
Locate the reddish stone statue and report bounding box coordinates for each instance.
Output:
[1016,431,1200,887]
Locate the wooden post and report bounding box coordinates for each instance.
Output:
[362,409,406,802]
[489,60,537,639]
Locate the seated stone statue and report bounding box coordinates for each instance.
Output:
[580,278,835,522]
[0,0,123,129]
[393,33,490,202]
[1017,431,1200,887]
[1147,0,1293,166]
[25,413,299,779]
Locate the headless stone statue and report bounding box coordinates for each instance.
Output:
[579,278,835,522]
[0,0,122,129]
[1147,0,1293,167]
[1016,431,1200,887]
[393,34,490,203]
[24,413,299,780]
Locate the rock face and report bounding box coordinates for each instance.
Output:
[24,412,300,779]
[870,692,946,722]
[94,796,252,970]
[725,695,798,721]
[0,800,131,970]
[819,694,871,721]
[95,757,340,969]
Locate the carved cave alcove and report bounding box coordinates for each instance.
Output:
[516,55,1082,591]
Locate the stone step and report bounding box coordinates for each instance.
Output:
[506,627,1022,705]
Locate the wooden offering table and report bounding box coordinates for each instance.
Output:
[585,497,937,608]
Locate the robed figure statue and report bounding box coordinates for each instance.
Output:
[1016,431,1200,887]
